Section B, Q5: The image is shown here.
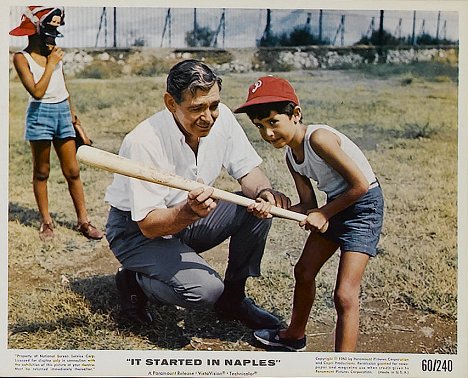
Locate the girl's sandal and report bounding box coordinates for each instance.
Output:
[76,221,103,240]
[39,221,54,241]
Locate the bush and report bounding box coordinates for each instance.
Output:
[258,26,327,47]
[357,30,457,47]
[185,26,216,47]
[356,30,404,46]
[416,33,456,46]
[253,49,293,72]
[258,32,280,47]
[184,50,234,66]
[400,122,437,139]
[283,26,327,46]
[75,61,122,79]
[130,57,175,77]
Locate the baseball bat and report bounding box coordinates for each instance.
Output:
[77,145,311,222]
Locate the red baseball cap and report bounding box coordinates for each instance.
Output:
[234,76,299,113]
[10,6,64,37]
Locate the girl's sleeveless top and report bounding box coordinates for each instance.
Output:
[20,51,69,104]
[286,124,376,198]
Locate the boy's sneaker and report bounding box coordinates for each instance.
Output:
[254,328,306,352]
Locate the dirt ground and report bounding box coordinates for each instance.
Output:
[8,237,456,354]
[199,247,457,354]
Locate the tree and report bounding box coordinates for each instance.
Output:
[356,30,402,46]
[258,25,328,47]
[185,26,215,47]
[417,33,440,45]
[286,26,322,46]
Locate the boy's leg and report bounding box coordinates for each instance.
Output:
[30,140,52,225]
[283,232,338,340]
[334,251,369,352]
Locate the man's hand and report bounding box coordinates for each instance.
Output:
[138,184,216,239]
[257,188,291,209]
[186,186,217,218]
[247,188,291,219]
[247,198,273,219]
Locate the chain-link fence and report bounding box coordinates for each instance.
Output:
[9,7,458,49]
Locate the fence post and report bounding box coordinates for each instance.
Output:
[318,10,323,44]
[378,10,385,62]
[113,7,117,48]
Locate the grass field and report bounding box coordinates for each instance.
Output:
[8,62,458,352]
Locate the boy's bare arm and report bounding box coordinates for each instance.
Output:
[309,128,369,220]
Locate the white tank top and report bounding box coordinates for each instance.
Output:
[286,124,376,198]
[21,51,69,104]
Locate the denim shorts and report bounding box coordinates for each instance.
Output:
[25,100,76,141]
[321,185,384,257]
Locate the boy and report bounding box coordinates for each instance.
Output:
[234,76,384,352]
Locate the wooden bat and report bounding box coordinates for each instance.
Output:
[77,145,327,227]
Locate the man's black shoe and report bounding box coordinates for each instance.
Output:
[115,267,153,325]
[215,297,281,330]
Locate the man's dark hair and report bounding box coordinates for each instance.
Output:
[244,101,297,121]
[167,59,222,103]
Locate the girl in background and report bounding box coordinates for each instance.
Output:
[10,6,103,241]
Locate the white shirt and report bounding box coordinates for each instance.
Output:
[286,124,376,198]
[21,51,69,104]
[105,103,262,221]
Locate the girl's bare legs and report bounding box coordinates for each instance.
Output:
[53,138,88,224]
[280,232,338,340]
[30,140,53,225]
[334,251,369,352]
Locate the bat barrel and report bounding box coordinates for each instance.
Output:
[77,145,307,222]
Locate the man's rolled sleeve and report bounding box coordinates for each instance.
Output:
[222,106,263,180]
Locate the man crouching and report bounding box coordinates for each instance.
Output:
[104,59,290,329]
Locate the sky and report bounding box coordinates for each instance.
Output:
[8,7,459,49]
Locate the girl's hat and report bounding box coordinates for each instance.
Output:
[234,76,299,113]
[9,6,65,37]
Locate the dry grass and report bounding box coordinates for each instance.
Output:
[8,62,458,351]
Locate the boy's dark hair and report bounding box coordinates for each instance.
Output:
[244,101,298,122]
[167,59,222,103]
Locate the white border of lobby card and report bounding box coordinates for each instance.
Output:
[1,0,467,377]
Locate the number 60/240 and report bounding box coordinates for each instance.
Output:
[421,359,453,372]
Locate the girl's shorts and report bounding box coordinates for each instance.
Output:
[322,185,384,257]
[25,100,76,141]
